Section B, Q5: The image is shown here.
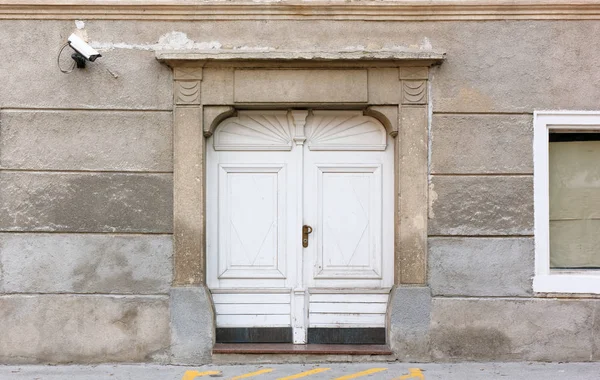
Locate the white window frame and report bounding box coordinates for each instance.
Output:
[534,110,600,294]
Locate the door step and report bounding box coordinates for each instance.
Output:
[213,343,393,355]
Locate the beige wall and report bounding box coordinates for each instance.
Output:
[1,11,600,362]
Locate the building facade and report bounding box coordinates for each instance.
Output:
[1,0,600,364]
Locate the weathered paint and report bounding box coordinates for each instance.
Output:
[277,368,331,380]
[182,370,222,380]
[231,369,274,379]
[334,368,388,380]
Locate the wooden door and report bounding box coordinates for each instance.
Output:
[302,111,394,343]
[207,110,393,344]
[206,111,298,339]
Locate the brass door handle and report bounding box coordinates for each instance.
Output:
[302,225,313,248]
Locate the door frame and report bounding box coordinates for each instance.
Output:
[205,110,396,343]
[157,51,444,363]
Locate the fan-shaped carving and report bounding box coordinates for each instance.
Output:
[214,111,294,151]
[306,111,387,151]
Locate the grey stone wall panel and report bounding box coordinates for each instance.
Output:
[431,115,533,174]
[0,172,173,233]
[2,21,600,112]
[0,295,170,364]
[428,20,600,113]
[430,298,596,361]
[429,238,534,296]
[0,22,172,109]
[0,110,173,172]
[0,234,172,294]
[429,176,533,236]
[593,302,600,361]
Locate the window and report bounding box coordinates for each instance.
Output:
[534,111,600,293]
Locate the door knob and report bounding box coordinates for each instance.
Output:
[302,225,313,248]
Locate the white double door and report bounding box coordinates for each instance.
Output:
[206,110,393,344]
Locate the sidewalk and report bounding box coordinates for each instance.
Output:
[1,362,600,380]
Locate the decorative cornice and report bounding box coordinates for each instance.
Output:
[3,0,600,21]
[156,49,446,65]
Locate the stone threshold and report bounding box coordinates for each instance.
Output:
[213,343,393,355]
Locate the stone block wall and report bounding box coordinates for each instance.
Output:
[1,13,600,363]
[424,29,600,359]
[0,20,174,363]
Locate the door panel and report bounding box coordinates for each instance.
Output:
[207,145,297,330]
[303,151,393,291]
[307,291,390,330]
[316,164,382,279]
[218,164,287,279]
[212,291,293,329]
[216,314,291,328]
[207,110,393,341]
[303,111,394,332]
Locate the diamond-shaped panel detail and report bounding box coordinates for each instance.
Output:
[230,173,277,266]
[323,174,370,266]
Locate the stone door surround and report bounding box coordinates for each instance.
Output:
[156,49,444,364]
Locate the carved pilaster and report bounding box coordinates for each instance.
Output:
[397,66,430,285]
[172,65,205,287]
[174,67,203,106]
[399,67,428,106]
[291,110,309,145]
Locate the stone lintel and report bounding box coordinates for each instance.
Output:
[156,50,446,66]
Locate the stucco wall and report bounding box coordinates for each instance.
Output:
[1,16,600,363]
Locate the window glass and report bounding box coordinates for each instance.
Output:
[549,132,600,269]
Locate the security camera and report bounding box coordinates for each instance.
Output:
[67,33,101,68]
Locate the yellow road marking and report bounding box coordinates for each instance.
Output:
[396,368,425,380]
[182,370,222,380]
[231,368,274,379]
[276,367,331,379]
[333,368,388,380]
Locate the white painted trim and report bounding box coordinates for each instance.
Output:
[291,110,308,344]
[210,288,292,294]
[533,110,600,294]
[308,287,391,294]
[534,274,600,294]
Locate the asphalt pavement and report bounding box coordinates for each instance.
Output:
[1,362,600,380]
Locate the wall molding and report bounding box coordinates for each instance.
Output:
[3,0,600,21]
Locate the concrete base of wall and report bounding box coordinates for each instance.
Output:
[430,297,600,361]
[388,288,600,362]
[0,294,170,364]
[2,287,598,364]
[170,286,215,365]
[388,285,432,362]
